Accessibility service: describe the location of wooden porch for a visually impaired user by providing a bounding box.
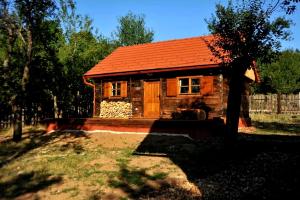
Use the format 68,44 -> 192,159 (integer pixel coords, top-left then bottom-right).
43,118 -> 225,140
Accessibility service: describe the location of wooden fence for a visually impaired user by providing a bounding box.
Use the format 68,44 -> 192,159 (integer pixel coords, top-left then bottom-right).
0,105 -> 92,129
249,93 -> 300,114
0,108 -> 50,129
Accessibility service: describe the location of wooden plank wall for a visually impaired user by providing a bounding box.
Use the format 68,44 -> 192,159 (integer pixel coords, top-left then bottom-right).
94,70 -> 228,119
130,79 -> 144,118
161,75 -> 225,119
94,80 -> 102,116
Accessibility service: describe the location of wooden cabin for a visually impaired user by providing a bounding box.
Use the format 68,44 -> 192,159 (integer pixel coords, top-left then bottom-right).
83,35 -> 255,123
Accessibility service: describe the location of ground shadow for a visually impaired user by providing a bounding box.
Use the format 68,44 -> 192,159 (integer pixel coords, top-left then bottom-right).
0,170 -> 62,199
0,128 -> 89,199
252,120 -> 300,134
134,130 -> 300,199
103,161 -> 201,200
0,129 -> 89,169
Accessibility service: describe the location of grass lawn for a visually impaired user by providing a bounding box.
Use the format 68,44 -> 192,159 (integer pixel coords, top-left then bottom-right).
0,128 -> 200,200
250,113 -> 300,135
0,120 -> 299,200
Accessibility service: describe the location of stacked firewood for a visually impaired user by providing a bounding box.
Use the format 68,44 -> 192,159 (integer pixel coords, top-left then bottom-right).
100,100 -> 132,118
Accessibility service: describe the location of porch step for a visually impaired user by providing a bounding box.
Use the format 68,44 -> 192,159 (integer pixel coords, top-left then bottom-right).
42,118 -> 225,140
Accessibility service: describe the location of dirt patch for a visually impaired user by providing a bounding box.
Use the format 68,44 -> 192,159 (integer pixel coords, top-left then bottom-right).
88,132 -> 147,149
2,128 -> 299,200
89,156 -> 118,171
129,156 -> 186,179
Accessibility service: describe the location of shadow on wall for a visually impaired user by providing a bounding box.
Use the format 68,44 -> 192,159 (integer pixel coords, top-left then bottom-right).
149,118 -> 225,140
171,97 -> 212,120
42,118 -> 90,133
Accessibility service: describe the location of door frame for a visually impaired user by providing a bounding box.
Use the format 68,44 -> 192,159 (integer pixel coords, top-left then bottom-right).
143,80 -> 161,118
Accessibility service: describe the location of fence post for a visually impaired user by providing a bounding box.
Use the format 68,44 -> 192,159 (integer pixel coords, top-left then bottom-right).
277,93 -> 281,114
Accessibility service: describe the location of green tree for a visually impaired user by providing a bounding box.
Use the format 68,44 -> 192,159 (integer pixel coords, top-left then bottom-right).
114,12 -> 154,46
57,0 -> 113,117
0,0 -> 114,141
0,0 -> 59,141
206,0 -> 291,139
256,50 -> 300,94
0,0 -> 19,121
58,31 -> 113,117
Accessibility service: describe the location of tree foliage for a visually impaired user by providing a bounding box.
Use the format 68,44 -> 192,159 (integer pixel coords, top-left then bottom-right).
282,0 -> 299,14
207,0 -> 291,69
0,0 -> 154,140
114,12 -> 154,46
58,30 -> 113,117
0,0 -> 60,140
206,0 -> 291,138
254,50 -> 300,94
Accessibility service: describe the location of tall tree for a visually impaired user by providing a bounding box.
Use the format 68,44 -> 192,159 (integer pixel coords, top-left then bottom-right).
206,0 -> 291,140
0,0 -> 58,141
57,0 -> 113,117
114,12 -> 154,46
0,0 -> 19,128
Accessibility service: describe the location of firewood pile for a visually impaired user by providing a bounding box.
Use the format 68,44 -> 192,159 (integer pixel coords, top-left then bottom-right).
100,100 -> 132,118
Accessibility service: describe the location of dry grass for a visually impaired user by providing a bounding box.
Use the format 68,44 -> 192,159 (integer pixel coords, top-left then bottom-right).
250,113 -> 300,135
0,129 -> 200,200
251,113 -> 300,124
0,124 -> 299,200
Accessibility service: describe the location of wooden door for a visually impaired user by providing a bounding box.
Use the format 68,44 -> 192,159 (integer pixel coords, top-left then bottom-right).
144,81 -> 160,118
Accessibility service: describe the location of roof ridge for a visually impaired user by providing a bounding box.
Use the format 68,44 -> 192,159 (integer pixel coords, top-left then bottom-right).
118,34 -> 214,49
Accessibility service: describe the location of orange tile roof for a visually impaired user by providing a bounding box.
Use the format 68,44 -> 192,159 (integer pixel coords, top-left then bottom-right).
84,35 -> 221,78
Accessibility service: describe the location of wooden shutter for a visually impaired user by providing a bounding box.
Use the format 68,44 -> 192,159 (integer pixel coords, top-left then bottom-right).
201,76 -> 214,96
166,78 -> 177,97
121,81 -> 127,97
103,82 -> 111,98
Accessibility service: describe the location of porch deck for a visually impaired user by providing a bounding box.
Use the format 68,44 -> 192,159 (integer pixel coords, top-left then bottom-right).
43,118 -> 225,140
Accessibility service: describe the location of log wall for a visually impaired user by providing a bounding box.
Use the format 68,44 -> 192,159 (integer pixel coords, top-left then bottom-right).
93,68 -> 228,120
160,75 -> 225,119
130,79 -> 144,118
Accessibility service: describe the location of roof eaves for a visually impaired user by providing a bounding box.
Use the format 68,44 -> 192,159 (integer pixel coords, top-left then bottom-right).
84,64 -> 221,79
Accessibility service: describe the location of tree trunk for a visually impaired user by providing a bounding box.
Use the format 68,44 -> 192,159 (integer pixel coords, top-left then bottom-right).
225,67 -> 246,142
2,19 -> 23,141
12,28 -> 33,141
12,102 -> 22,142
53,95 -> 59,118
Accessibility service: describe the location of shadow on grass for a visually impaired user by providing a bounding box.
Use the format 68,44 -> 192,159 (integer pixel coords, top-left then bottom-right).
252,120 -> 300,134
134,133 -> 300,200
0,129 -> 90,169
0,170 -> 62,199
104,162 -> 201,200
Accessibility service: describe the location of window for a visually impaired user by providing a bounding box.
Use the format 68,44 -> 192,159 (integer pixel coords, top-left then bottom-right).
179,77 -> 200,94
111,82 -> 121,96
179,78 -> 189,94
104,81 -> 127,98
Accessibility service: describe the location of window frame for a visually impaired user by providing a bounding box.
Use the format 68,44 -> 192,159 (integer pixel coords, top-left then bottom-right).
178,76 -> 201,95
111,81 -> 121,97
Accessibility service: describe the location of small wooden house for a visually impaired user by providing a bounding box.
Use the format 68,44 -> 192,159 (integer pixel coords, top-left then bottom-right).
83,35 -> 254,123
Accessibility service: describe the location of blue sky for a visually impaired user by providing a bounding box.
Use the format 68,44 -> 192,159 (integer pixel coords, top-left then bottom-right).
76,0 -> 300,50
